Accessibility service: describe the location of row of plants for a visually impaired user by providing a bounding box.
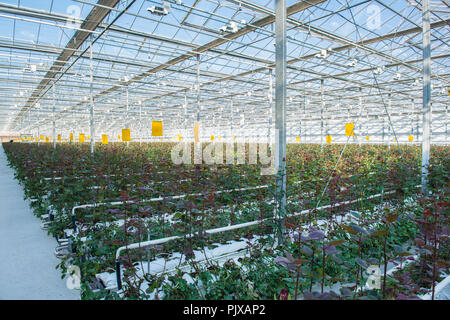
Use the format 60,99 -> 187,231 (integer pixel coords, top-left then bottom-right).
2,142 -> 448,300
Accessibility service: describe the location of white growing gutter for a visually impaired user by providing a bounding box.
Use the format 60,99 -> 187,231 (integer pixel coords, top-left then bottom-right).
113,188 -> 399,290
71,184 -> 269,232
70,172 -> 378,232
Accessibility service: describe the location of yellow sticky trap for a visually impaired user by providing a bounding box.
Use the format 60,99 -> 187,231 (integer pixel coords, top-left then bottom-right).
79,134 -> 85,142
152,121 -> 163,137
194,122 -> 200,142
177,134 -> 182,141
102,134 -> 108,145
326,135 -> 332,144
118,135 -> 121,141
409,135 -> 413,142
366,136 -> 370,141
45,137 -> 49,143
87,135 -> 90,140
211,135 -> 215,141
296,136 -> 300,142
345,123 -> 355,136
70,133 -> 73,142
233,136 -> 236,140
57,134 -> 61,142
40,135 -> 44,141
122,129 -> 131,142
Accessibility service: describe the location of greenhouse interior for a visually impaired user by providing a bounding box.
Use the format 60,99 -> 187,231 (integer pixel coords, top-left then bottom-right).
0,0 -> 448,302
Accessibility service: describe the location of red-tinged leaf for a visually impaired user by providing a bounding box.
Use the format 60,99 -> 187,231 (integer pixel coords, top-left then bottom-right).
308,230 -> 325,240
274,256 -> 291,266
370,230 -> 389,237
325,245 -> 338,255
386,214 -> 399,223
396,252 -> 412,257
285,221 -> 298,230
423,210 -> 432,217
342,225 -> 356,234
292,259 -> 309,265
327,239 -> 346,246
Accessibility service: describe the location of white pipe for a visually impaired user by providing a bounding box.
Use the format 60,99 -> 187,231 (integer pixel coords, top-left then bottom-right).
115,188 -> 400,260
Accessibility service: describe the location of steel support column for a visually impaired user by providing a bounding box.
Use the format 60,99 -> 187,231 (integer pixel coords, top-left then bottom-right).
421,0 -> 432,192
52,85 -> 56,149
89,41 -> 95,154
275,0 -> 287,244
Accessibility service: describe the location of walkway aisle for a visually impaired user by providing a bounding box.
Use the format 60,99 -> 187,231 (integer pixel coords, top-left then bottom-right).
0,145 -> 79,300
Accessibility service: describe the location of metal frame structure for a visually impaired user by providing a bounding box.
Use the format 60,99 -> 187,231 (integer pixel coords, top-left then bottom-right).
0,0 -> 448,147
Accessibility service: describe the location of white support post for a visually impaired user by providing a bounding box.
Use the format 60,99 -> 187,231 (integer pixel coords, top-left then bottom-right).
268,69 -> 273,143
388,95 -> 391,150
421,0 -> 432,192
37,104 -> 40,147
52,85 -> 56,149
275,0 -> 287,244
320,79 -> 324,150
139,101 -> 142,146
358,87 -> 362,147
230,99 -> 233,141
89,41 -> 95,154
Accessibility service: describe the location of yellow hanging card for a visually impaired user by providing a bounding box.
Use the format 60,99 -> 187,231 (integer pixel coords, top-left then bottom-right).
122,129 -> 131,142
79,134 -> 85,142
345,123 -> 355,137
102,134 -> 108,144
193,122 -> 200,142
326,135 -> 332,144
152,121 -> 163,137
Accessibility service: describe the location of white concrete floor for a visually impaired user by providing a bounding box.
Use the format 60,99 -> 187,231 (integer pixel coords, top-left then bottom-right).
0,145 -> 79,300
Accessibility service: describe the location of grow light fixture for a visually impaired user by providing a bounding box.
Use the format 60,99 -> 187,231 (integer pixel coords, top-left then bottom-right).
147,2 -> 171,16
23,64 -> 37,73
315,49 -> 330,59
347,59 -> 358,67
374,66 -> 385,75
219,21 -> 239,34
393,72 -> 402,80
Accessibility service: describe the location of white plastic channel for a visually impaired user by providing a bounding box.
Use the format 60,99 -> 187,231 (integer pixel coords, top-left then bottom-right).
113,188 -> 403,289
